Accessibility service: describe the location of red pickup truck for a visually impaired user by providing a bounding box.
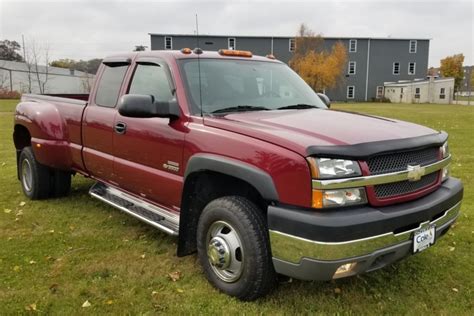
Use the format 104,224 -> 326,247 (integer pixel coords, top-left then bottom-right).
13,49 -> 463,300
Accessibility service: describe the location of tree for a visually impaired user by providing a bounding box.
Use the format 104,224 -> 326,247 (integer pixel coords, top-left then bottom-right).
0,40 -> 24,61
134,45 -> 147,51
50,58 -> 76,69
440,54 -> 464,92
289,24 -> 347,92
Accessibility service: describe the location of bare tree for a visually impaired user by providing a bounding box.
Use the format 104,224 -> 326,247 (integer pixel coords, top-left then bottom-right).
23,38 -> 50,94
0,61 -> 10,90
80,71 -> 93,93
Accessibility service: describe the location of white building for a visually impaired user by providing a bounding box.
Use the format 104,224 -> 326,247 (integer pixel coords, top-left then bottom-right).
383,77 -> 455,104
0,59 -> 94,94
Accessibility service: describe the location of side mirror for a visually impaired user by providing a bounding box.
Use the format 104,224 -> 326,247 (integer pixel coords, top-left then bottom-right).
317,93 -> 331,108
118,94 -> 180,119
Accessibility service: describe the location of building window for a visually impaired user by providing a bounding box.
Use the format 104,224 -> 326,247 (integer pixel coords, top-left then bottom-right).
347,86 -> 355,99
228,38 -> 236,50
408,62 -> 416,75
393,62 -> 400,75
348,61 -> 356,75
289,38 -> 296,52
164,36 -> 172,50
409,40 -> 417,53
376,86 -> 384,98
349,39 -> 357,53
415,87 -> 420,99
440,87 -> 446,99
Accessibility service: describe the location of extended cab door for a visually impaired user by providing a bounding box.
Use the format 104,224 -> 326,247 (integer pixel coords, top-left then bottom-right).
82,58 -> 130,183
112,58 -> 185,209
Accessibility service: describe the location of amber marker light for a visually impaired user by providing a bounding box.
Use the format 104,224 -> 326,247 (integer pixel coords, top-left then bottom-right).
218,49 -> 253,57
181,48 -> 192,54
312,190 -> 323,209
36,143 -> 41,148
306,157 -> 319,178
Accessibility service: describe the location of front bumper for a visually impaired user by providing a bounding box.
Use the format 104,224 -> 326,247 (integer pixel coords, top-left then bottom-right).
268,177 -> 463,281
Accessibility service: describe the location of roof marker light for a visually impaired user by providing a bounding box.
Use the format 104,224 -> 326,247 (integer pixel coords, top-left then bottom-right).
218,49 -> 253,58
181,48 -> 192,54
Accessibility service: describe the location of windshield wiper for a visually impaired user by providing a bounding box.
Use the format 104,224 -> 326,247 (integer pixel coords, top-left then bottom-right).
277,104 -> 319,110
211,105 -> 270,114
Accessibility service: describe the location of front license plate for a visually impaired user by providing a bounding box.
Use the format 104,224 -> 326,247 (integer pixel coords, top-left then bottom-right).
413,224 -> 436,253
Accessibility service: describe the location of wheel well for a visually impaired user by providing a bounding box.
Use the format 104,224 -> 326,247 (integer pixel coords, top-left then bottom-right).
13,125 -> 31,179
177,171 -> 268,257
14,125 -> 31,150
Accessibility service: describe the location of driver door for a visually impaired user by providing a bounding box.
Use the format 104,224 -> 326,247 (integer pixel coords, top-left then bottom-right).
113,58 -> 185,209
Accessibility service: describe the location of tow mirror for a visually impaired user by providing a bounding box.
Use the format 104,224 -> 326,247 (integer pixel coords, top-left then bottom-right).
317,93 -> 331,108
118,94 -> 180,119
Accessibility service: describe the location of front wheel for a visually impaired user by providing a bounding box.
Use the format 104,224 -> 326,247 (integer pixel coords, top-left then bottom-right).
197,196 -> 276,301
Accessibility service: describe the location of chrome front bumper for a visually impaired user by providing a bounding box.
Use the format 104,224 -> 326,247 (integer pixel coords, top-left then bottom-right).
270,201 -> 461,263
267,177 -> 463,281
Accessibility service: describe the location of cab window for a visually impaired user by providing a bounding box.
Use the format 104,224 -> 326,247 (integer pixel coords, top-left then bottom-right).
128,64 -> 174,102
95,64 -> 128,107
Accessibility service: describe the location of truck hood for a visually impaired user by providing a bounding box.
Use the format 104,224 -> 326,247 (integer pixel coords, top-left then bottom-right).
204,109 -> 439,157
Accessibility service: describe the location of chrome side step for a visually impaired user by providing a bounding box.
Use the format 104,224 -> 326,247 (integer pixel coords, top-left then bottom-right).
89,182 -> 179,236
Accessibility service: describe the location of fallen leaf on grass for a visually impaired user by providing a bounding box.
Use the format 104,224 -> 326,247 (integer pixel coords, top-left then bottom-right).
4,209 -> 12,214
29,260 -> 36,265
334,287 -> 342,294
48,229 -> 55,234
13,265 -> 21,272
176,288 -> 184,293
25,303 -> 37,311
151,291 -> 159,297
49,283 -> 59,293
19,201 -> 26,207
140,254 -> 146,259
82,300 -> 91,308
448,246 -> 455,252
105,300 -> 113,305
16,210 -> 23,216
168,271 -> 181,282
452,288 -> 459,292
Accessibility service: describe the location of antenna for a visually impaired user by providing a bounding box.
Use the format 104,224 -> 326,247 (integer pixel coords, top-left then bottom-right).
195,14 -> 203,117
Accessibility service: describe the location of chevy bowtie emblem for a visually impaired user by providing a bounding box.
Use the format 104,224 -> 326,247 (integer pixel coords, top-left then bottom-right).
407,164 -> 425,182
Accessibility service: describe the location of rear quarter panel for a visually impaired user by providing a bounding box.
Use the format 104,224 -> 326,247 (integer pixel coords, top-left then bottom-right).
14,99 -> 86,171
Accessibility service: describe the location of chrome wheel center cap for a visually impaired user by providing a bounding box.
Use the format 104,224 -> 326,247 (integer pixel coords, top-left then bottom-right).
207,236 -> 230,269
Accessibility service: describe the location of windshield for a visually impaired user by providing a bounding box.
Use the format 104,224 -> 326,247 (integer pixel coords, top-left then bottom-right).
178,59 -> 327,114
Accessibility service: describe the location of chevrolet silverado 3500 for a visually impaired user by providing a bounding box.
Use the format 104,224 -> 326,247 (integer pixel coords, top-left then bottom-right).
13,49 -> 463,300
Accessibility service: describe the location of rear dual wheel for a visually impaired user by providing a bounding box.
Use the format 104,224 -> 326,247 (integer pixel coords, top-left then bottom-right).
19,146 -> 71,199
197,196 -> 276,301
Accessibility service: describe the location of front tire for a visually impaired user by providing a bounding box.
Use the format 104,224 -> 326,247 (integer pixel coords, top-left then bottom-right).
197,196 -> 276,301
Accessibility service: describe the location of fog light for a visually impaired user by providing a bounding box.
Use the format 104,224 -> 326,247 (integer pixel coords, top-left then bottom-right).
334,262 -> 357,276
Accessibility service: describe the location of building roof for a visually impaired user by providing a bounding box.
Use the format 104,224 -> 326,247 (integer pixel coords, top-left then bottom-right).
0,59 -> 91,77
149,33 -> 432,41
384,77 -> 454,87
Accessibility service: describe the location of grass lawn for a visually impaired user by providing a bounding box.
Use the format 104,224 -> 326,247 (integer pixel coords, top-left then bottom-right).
0,99 -> 473,314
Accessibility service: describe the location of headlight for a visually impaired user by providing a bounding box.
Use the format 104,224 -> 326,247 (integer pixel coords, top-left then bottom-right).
441,141 -> 449,158
307,158 -> 362,179
441,141 -> 450,181
312,188 -> 368,208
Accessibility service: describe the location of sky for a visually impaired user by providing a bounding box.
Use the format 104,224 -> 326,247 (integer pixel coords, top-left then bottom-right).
0,0 -> 473,67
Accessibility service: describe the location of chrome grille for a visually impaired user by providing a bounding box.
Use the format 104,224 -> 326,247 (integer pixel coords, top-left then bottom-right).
374,172 -> 439,199
367,147 -> 440,175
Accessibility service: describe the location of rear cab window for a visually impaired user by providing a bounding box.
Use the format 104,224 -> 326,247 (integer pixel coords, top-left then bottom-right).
95,64 -> 129,107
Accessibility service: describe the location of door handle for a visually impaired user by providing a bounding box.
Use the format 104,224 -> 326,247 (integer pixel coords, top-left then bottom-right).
114,122 -> 127,134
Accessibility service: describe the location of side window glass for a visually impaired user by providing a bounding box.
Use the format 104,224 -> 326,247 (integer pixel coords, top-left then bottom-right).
95,65 -> 128,107
128,64 -> 174,102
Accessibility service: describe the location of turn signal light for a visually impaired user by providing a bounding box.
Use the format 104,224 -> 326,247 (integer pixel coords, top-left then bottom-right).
218,49 -> 253,57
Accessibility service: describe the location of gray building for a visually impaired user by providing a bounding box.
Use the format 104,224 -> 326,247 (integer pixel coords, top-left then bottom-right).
149,33 -> 430,102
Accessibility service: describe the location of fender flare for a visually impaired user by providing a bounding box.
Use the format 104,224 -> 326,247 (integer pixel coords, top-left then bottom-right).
184,153 -> 279,201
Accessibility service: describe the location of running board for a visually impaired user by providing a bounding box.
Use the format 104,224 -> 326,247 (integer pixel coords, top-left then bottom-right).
89,182 -> 179,236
